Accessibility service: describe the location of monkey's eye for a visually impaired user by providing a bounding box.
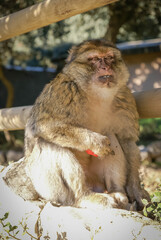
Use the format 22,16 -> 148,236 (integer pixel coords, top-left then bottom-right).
105,56 -> 113,60
88,56 -> 100,62
93,57 -> 100,62
104,56 -> 114,64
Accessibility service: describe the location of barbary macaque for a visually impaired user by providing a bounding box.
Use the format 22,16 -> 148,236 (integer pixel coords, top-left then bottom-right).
4,39 -> 149,210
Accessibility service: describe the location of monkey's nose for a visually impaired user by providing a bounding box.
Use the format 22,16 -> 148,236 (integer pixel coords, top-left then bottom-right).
101,61 -> 111,70
99,67 -> 113,76
102,65 -> 110,70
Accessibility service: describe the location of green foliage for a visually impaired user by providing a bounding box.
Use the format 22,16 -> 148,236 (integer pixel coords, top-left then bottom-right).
0,131 -> 24,151
0,212 -> 20,240
0,0 -> 160,67
142,186 -> 161,222
0,212 -> 40,239
115,0 -> 161,42
139,118 -> 161,145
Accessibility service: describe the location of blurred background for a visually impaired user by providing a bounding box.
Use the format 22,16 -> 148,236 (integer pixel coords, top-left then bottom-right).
0,0 -> 161,197
0,0 -> 161,107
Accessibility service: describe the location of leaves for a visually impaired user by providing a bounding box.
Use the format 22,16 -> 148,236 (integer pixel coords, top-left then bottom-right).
142,186 -> 161,222
142,199 -> 148,205
0,0 -> 160,67
151,191 -> 161,203
0,212 -> 39,239
0,212 -> 9,221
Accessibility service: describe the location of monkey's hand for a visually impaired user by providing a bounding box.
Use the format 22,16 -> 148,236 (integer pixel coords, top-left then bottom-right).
32,120 -> 115,157
87,133 -> 115,158
126,183 -> 150,211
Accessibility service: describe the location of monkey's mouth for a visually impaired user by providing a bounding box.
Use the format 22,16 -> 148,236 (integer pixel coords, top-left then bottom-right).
98,75 -> 115,87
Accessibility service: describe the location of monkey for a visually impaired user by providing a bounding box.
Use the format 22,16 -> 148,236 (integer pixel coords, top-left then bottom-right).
3,39 -> 149,210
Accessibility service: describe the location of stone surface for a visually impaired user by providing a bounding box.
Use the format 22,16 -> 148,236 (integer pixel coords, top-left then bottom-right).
0,166 -> 40,239
0,164 -> 161,240
40,203 -> 161,240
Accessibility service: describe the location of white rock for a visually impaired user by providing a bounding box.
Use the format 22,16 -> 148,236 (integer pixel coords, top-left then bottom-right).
40,203 -> 161,240
0,165 -> 161,240
0,166 -> 40,240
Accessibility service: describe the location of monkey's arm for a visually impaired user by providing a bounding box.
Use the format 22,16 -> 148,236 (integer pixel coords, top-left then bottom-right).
118,139 -> 150,210
114,88 -> 150,209
28,119 -> 113,157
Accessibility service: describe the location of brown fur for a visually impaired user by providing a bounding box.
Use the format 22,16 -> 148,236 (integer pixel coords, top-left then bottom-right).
3,39 -> 149,210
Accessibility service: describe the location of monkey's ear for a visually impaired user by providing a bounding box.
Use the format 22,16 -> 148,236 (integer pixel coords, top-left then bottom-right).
66,46 -> 78,63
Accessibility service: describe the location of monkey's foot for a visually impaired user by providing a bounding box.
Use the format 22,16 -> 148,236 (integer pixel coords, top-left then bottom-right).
108,192 -> 129,210
77,192 -> 129,210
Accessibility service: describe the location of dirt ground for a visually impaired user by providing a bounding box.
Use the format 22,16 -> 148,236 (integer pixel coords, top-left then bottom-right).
140,163 -> 161,195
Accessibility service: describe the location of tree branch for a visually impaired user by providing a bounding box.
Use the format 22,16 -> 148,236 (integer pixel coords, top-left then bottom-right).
0,0 -> 117,42
0,89 -> 161,131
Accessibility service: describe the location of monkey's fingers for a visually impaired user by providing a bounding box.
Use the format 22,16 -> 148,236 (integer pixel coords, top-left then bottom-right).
110,150 -> 115,155
101,138 -> 115,156
102,147 -> 115,156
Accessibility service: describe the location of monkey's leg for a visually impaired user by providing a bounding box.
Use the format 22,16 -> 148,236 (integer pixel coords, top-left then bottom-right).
25,139 -> 120,209
103,134 -> 129,209
119,139 -> 150,210
32,120 -> 113,157
76,192 -> 120,210
3,158 -> 39,201
25,140 -> 75,205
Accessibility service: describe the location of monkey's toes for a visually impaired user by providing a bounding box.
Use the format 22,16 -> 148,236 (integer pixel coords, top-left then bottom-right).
109,192 -> 129,209
99,146 -> 115,157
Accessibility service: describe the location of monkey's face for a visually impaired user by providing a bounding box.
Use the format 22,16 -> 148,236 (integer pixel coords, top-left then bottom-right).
87,47 -> 129,90
65,40 -> 129,90
87,49 -> 117,88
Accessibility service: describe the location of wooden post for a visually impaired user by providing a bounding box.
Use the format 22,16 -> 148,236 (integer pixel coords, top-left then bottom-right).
133,88 -> 161,119
0,106 -> 32,131
0,89 -> 161,131
0,0 -> 117,42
